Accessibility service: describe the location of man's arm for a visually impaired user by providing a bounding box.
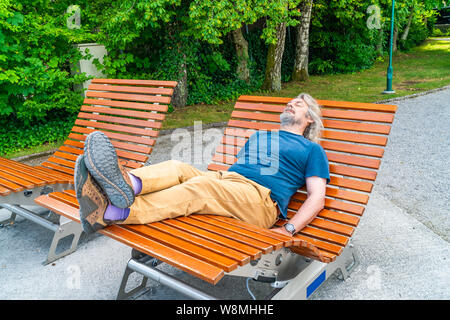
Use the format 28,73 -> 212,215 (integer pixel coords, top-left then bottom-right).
272,176 -> 326,236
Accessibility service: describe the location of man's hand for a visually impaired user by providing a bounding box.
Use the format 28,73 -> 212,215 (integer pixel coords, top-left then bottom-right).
279,176 -> 326,234
271,226 -> 293,237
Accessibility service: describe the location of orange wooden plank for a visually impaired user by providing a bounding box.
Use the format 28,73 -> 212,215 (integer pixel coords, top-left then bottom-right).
77,112 -> 162,129
74,119 -> 159,137
86,91 -> 171,105
81,105 -> 165,120
83,98 -> 168,113
101,225 -> 224,285
88,84 -> 173,96
163,219 -> 262,260
153,221 -> 251,266
126,224 -> 238,272
91,78 -> 178,88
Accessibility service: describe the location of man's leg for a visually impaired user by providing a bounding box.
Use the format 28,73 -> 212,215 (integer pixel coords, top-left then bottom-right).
123,171 -> 278,229
129,160 -> 219,195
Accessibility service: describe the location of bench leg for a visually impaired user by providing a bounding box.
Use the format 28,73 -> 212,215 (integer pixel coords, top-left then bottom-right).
43,215 -> 83,265
336,243 -> 360,281
0,211 -> 17,227
271,244 -> 360,300
116,250 -> 155,300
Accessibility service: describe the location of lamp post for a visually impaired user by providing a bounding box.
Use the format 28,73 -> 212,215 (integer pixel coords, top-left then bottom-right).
383,0 -> 395,94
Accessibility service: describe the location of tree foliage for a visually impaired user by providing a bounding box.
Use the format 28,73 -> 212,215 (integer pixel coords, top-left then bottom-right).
0,0 -> 90,124
0,0 -> 444,154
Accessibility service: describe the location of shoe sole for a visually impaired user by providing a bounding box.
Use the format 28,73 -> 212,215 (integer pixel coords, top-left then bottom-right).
75,155 -> 105,234
84,131 -> 134,208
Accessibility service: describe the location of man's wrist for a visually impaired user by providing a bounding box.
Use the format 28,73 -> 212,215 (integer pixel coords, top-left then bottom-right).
283,223 -> 296,235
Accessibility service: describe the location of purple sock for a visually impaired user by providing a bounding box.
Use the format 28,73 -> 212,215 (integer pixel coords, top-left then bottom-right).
128,172 -> 142,195
104,204 -> 130,221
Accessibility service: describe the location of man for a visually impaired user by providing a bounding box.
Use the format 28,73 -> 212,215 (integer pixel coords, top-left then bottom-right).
75,93 -> 329,237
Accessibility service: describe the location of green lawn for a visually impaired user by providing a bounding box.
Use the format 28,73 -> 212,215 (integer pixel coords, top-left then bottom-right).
7,39 -> 450,159
163,39 -> 450,129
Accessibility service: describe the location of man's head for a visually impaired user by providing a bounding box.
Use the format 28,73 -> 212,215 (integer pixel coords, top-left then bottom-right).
280,93 -> 323,143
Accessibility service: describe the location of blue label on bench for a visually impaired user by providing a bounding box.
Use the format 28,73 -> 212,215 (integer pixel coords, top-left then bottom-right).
306,270 -> 326,298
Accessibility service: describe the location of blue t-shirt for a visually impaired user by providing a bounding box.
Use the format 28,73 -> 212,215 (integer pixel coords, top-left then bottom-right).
228,130 -> 330,219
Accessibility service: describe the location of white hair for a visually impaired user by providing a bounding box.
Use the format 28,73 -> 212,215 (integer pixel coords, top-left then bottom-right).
296,93 -> 323,143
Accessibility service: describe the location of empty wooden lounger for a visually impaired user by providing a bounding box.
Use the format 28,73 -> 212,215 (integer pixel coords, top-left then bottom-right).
35,95 -> 397,299
1,78 -> 177,264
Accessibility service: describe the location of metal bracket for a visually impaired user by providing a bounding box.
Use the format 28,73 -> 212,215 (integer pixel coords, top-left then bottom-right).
43,215 -> 83,265
116,252 -> 159,300
117,250 -> 217,300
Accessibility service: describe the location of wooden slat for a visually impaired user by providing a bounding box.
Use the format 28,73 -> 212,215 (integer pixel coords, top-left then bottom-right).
86,91 -> 171,105
83,98 -> 168,113
293,233 -> 343,255
0,165 -> 47,186
231,108 -> 397,125
40,161 -> 74,175
0,161 -> 63,185
74,119 -> 159,137
101,225 -> 224,285
69,129 -> 156,146
178,216 -> 273,254
330,164 -> 377,181
292,192 -> 365,215
48,191 -> 78,207
125,224 -> 238,272
322,130 -> 388,146
326,152 -> 381,169
91,78 -> 178,88
234,102 -> 285,113
81,105 -> 165,120
0,177 -> 24,191
152,221 -> 251,266
77,112 -> 162,129
329,176 -> 372,193
88,84 -> 173,96
320,140 -> 384,157
163,219 -> 262,259
309,217 -> 354,237
207,215 -> 298,246
36,166 -> 74,182
322,119 -> 391,134
192,215 -> 285,250
45,156 -> 75,169
0,184 -> 11,196
34,193 -> 80,222
237,95 -> 397,113
321,109 -> 394,123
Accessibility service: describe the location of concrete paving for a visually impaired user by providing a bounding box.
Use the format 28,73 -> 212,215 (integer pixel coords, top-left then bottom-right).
0,88 -> 449,300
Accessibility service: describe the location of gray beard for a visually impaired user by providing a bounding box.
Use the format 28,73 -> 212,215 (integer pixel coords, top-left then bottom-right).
280,112 -> 298,127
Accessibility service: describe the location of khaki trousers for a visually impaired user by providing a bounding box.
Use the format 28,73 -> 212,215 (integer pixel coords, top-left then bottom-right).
122,160 -> 278,229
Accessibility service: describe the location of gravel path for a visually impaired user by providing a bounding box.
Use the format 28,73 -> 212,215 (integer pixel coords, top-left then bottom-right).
375,87 -> 450,241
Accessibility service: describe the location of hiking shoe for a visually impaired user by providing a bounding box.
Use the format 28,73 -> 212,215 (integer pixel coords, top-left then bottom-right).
83,131 -> 135,209
75,155 -> 110,234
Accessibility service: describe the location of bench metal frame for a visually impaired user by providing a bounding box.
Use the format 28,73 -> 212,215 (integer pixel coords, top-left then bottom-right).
117,242 -> 359,300
0,182 -> 83,265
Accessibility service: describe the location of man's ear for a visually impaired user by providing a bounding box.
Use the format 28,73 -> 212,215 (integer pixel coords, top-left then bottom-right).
306,112 -> 314,124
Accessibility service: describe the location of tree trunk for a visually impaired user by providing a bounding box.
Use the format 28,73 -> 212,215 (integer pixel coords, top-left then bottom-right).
401,8 -> 414,42
172,52 -> 188,108
375,25 -> 384,56
292,0 -> 313,82
393,25 -> 398,52
231,28 -> 250,83
261,22 -> 287,92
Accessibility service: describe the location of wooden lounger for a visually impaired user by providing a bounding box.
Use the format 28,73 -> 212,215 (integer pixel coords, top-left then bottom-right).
1,78 -> 177,264
35,95 -> 397,299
